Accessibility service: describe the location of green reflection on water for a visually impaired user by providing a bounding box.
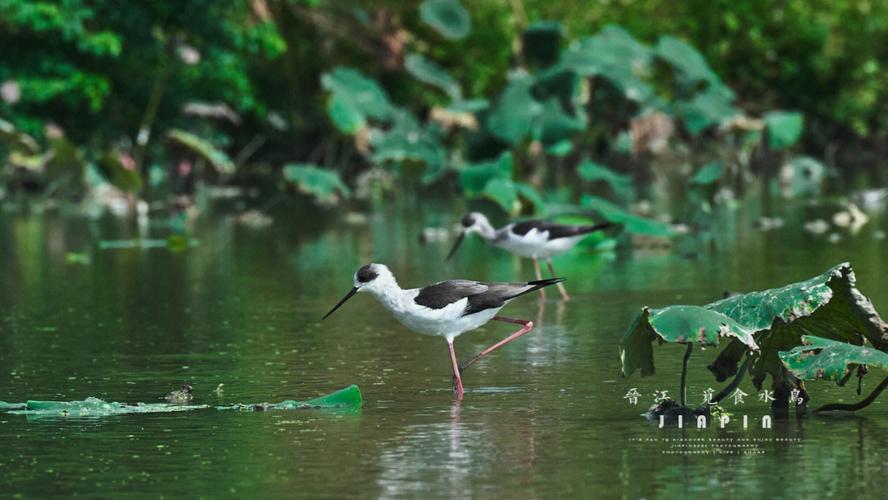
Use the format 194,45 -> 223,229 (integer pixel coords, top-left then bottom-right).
0,199 -> 887,497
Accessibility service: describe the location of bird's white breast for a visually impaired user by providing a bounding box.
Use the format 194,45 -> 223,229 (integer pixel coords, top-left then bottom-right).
495,228 -> 584,259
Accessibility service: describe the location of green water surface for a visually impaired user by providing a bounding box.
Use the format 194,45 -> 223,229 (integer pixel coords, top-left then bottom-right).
1,199 -> 887,498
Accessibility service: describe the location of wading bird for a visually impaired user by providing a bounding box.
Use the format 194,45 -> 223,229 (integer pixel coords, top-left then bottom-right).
323,263 -> 563,399
447,212 -> 615,301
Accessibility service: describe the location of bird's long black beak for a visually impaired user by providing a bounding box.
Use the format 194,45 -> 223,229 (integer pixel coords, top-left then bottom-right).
445,231 -> 466,261
323,287 -> 358,320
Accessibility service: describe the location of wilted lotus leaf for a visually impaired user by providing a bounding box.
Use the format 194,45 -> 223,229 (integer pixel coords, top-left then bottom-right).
622,263 -> 888,397
780,336 -> 888,383
282,163 -> 350,205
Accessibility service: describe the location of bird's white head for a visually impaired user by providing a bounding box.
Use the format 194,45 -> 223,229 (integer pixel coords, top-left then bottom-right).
323,263 -> 399,319
352,263 -> 397,294
460,212 -> 491,235
446,212 -> 495,261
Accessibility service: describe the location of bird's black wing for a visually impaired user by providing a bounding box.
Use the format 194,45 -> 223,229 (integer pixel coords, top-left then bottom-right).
510,220 -> 616,240
414,280 -> 489,309
462,278 -> 564,316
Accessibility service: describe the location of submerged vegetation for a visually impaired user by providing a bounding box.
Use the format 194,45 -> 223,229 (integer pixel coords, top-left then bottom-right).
0,385 -> 363,419
621,263 -> 888,415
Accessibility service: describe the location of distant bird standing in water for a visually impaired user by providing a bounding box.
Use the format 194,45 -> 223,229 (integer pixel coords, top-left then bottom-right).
447,212 -> 615,301
323,263 -> 563,399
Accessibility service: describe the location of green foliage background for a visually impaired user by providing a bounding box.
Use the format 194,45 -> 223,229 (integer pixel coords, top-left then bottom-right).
0,0 -> 885,207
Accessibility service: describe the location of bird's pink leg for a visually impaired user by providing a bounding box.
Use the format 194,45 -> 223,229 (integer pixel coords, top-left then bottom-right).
533,259 -> 546,301
546,258 -> 570,301
459,316 -> 534,373
448,340 -> 464,400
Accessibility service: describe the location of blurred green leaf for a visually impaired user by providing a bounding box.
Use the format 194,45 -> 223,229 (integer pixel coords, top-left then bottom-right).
655,35 -> 720,86
283,163 -> 350,205
534,98 -> 586,145
458,151 -> 512,196
372,111 -> 447,184
167,130 -> 235,174
326,93 -> 366,134
577,159 -> 633,198
764,110 -> 804,150
321,67 -> 393,119
405,53 -> 461,100
485,74 -> 542,144
522,21 -> 563,68
690,161 -> 723,185
420,0 -> 471,40
674,87 -> 738,135
580,194 -> 672,236
483,177 -> 519,212
98,151 -> 142,193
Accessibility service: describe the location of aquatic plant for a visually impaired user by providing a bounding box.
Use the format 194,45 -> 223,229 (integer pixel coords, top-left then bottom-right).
620,263 -> 888,413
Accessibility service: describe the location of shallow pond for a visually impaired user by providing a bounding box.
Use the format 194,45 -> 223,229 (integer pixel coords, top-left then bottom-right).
1,198 -> 887,498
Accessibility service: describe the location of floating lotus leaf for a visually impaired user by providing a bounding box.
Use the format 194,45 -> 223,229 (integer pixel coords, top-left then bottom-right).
764,110 -> 804,150
405,53 -> 461,100
2,386 -> 363,419
283,163 -> 350,205
621,306 -> 758,377
580,194 -> 672,236
220,385 -> 363,411
780,336 -> 888,383
420,0 -> 471,40
167,129 -> 235,174
485,74 -> 543,144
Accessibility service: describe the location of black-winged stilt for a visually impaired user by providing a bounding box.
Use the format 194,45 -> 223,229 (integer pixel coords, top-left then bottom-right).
322,263 -> 563,399
446,212 -> 614,301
